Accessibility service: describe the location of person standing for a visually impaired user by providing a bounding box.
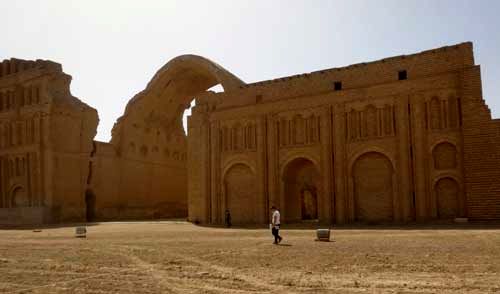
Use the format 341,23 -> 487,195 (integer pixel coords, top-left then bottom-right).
225,209 -> 232,228
270,206 -> 282,244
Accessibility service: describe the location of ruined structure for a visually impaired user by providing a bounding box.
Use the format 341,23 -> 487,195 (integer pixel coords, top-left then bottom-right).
182,42 -> 500,224
86,56 -> 244,220
1,42 -> 500,225
0,59 -> 97,224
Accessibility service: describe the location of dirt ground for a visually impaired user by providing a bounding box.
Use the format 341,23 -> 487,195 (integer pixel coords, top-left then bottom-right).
0,222 -> 499,293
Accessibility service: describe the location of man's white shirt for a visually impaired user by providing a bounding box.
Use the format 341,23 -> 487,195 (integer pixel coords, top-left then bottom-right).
272,210 -> 281,226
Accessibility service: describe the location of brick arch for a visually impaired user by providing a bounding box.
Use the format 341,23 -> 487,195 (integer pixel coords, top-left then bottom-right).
351,152 -> 394,222
222,157 -> 256,179
348,147 -> 396,171
10,185 -> 29,208
280,152 -> 321,178
111,55 -> 245,147
429,137 -> 459,152
222,163 -> 258,224
106,55 -> 246,223
432,142 -> 457,170
281,157 -> 321,222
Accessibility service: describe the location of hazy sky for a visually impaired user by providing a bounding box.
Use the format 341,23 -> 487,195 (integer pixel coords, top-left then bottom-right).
1,0 -> 499,141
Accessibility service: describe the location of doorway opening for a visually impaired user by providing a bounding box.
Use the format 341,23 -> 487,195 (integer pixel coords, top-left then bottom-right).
283,158 -> 320,222
85,189 -> 96,222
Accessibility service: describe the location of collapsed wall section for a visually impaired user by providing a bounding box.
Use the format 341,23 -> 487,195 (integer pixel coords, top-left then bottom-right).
0,58 -> 98,225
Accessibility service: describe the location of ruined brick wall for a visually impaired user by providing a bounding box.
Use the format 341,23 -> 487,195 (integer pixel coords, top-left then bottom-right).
0,58 -> 98,225
88,55 -> 245,221
88,133 -> 188,221
188,42 -> 499,224
5,42 -> 496,225
460,66 -> 500,219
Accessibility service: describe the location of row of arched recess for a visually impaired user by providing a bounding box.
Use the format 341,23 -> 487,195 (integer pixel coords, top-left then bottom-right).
222,149 -> 460,224
352,151 -> 460,222
0,186 -> 29,208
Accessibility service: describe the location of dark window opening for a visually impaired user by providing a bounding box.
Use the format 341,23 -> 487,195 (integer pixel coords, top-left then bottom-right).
85,190 -> 96,222
334,81 -> 342,91
398,70 -> 407,80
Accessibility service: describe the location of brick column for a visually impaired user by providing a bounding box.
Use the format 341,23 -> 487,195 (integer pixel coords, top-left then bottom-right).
410,96 -> 429,221
332,104 -> 347,224
395,96 -> 413,222
209,120 -> 220,224
256,115 -> 268,224
266,115 -> 279,211
187,104 -> 211,223
319,106 -> 334,224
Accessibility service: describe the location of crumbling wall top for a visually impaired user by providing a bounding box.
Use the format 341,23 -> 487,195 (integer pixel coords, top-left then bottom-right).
0,58 -> 62,79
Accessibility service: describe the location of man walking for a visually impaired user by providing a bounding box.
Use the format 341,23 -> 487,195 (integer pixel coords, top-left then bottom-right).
271,206 -> 282,244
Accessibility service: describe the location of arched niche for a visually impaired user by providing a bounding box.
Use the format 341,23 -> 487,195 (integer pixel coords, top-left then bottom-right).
435,177 -> 459,219
432,142 -> 457,170
352,152 -> 394,222
223,163 -> 258,224
11,186 -> 29,208
282,158 -> 321,222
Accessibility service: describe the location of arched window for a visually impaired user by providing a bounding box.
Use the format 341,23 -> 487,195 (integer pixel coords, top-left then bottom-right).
433,142 -> 457,170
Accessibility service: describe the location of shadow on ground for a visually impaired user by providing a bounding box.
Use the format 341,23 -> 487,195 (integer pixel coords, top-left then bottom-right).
197,220 -> 500,230
3,218 -> 500,231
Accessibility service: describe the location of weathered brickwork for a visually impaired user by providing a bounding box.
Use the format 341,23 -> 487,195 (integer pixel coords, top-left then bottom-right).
84,56 -> 244,221
1,42 -> 498,225
0,58 -> 98,225
185,42 -> 499,224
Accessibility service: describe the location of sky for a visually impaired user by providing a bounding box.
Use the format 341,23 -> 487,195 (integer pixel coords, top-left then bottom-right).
1,0 -> 499,141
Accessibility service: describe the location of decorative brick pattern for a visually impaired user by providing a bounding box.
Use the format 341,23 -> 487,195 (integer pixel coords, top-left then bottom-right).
3,42 -> 499,225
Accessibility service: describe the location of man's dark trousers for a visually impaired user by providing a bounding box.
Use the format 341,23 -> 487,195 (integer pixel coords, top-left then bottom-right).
272,225 -> 281,243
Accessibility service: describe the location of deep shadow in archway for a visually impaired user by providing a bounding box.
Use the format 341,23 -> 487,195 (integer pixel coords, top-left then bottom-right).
283,158 -> 321,223
85,189 -> 96,222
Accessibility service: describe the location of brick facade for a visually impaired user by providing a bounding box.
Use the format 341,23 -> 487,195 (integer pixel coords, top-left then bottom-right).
186,42 -> 500,224
1,42 -> 498,225
0,58 -> 97,225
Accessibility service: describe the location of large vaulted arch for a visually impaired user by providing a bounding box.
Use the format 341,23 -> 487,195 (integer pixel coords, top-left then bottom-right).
95,55 -> 245,221
111,55 -> 245,145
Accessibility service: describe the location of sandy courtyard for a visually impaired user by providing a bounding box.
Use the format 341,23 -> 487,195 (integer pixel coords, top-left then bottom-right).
0,222 -> 499,293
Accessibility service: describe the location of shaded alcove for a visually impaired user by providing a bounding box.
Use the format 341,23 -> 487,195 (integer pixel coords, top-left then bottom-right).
283,158 -> 320,222
85,189 -> 96,222
433,142 -> 457,170
224,163 -> 258,224
352,152 -> 394,222
11,186 -> 29,207
435,177 -> 459,219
